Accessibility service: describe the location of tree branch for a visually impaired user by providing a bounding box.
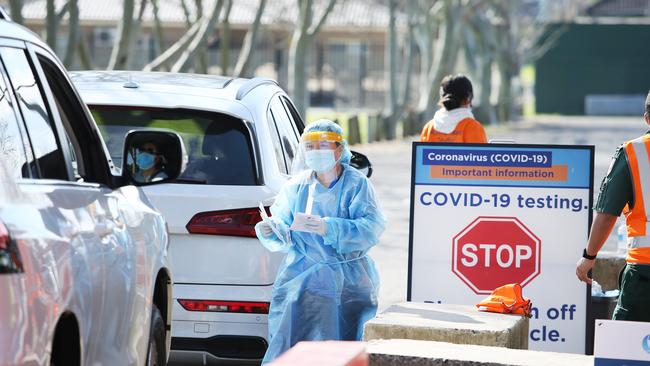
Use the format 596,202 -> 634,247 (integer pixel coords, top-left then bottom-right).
63,0 -> 79,68
308,0 -> 336,37
170,0 -> 224,73
142,20 -> 202,71
234,0 -> 267,77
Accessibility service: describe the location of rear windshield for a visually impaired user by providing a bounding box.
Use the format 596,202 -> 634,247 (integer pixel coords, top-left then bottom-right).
90,106 -> 257,185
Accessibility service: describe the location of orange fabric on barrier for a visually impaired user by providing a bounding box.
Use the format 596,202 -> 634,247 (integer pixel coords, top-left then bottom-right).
475,283 -> 532,318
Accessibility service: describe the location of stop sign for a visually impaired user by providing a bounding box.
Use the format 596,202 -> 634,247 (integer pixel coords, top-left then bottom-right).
452,216 -> 541,294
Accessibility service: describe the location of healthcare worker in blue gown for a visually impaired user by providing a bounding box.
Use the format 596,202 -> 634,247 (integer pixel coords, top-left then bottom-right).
255,119 -> 386,364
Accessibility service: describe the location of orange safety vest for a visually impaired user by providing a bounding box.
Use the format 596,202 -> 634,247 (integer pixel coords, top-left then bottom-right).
623,134 -> 650,264
420,118 -> 487,143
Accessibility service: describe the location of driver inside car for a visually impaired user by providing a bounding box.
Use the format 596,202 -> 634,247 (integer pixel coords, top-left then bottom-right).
130,141 -> 168,183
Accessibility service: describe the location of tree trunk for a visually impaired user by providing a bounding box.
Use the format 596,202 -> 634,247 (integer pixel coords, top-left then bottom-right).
171,0 -> 224,73
78,34 -> 94,70
495,18 -> 516,123
194,0 -> 207,73
415,29 -> 433,114
219,0 -> 233,75
469,14 -> 497,125
127,0 -> 149,70
46,0 -> 57,51
63,0 -> 79,68
425,0 -> 461,114
234,0 -> 267,77
151,0 -> 165,57
400,18 -> 416,129
8,0 -> 23,25
385,0 -> 399,140
289,0 -> 336,119
108,0 -> 135,70
180,0 -> 192,28
395,0 -> 417,134
288,28 -> 309,118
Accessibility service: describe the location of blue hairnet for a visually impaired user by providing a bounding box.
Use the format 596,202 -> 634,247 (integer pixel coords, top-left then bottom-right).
254,157 -> 386,364
291,119 -> 352,175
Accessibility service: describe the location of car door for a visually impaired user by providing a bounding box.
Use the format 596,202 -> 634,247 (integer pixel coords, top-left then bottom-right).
0,41 -> 115,364
27,43 -> 148,364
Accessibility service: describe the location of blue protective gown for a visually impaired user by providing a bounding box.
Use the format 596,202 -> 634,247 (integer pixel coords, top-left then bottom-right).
255,164 -> 386,364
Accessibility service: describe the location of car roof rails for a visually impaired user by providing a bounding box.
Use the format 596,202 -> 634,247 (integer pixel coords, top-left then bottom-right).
235,77 -> 279,101
0,6 -> 10,21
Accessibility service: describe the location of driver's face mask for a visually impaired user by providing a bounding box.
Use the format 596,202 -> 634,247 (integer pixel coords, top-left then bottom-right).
136,150 -> 156,170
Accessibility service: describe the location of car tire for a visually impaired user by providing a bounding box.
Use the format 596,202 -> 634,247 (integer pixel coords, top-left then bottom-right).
146,304 -> 166,366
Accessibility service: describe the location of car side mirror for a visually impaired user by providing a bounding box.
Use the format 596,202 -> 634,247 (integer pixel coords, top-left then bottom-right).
349,150 -> 373,178
122,129 -> 188,185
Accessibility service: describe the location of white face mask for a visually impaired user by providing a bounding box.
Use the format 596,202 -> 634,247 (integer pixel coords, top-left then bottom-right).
305,149 -> 337,173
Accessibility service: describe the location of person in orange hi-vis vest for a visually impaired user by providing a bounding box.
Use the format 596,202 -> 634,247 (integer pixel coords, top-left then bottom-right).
576,91 -> 650,322
420,74 -> 487,143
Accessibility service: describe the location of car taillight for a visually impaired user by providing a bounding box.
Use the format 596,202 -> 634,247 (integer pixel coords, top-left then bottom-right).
178,299 -> 270,314
186,207 -> 268,237
0,220 -> 23,274
0,221 -> 8,250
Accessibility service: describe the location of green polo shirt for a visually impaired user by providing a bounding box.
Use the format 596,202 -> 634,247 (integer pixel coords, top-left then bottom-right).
594,133 -> 650,215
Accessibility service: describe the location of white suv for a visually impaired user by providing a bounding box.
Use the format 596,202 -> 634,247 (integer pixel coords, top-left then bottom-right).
0,20 -> 184,366
72,71 -> 372,365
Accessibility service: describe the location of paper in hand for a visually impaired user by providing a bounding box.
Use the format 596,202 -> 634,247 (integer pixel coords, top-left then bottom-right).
290,212 -> 323,233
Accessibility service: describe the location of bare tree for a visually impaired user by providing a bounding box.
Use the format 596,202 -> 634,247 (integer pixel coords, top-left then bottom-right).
7,0 -> 23,25
420,0 -> 464,116
220,0 -> 233,75
63,0 -> 79,68
171,0 -> 224,73
194,0 -> 208,73
46,0 -> 57,50
233,0 -> 267,77
127,0 -> 149,69
465,6 -> 498,125
385,0 -> 399,139
78,34 -> 94,70
385,0 -> 416,139
108,0 -> 135,70
151,0 -> 165,57
489,0 -> 568,122
412,0 -> 459,117
289,0 -> 337,118
143,21 -> 202,71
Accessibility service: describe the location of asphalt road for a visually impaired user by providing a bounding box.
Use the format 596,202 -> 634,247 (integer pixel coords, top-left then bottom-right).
353,115 -> 648,310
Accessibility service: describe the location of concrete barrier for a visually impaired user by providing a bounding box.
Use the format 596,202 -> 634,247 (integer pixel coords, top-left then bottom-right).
269,341 -> 368,366
593,251 -> 626,291
363,302 -> 528,349
366,339 -> 592,366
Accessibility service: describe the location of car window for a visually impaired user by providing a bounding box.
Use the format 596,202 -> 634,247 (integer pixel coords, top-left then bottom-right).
36,55 -> 88,181
0,47 -> 67,180
266,108 -> 288,174
90,106 -> 258,185
269,97 -> 299,169
0,61 -> 30,179
280,96 -> 304,134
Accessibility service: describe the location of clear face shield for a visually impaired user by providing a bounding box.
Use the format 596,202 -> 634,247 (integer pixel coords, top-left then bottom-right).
292,131 -> 343,180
